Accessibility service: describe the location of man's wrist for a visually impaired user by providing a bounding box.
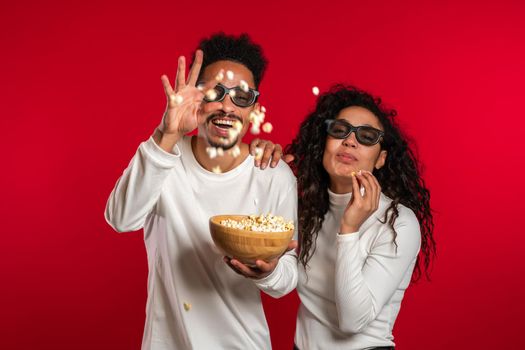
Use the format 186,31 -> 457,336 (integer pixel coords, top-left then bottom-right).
153,128 -> 182,153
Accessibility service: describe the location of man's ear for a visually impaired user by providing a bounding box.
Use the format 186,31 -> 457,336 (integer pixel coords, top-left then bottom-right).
375,150 -> 387,169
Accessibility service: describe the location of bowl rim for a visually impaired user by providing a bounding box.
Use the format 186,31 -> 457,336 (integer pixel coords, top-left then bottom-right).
209,214 -> 294,238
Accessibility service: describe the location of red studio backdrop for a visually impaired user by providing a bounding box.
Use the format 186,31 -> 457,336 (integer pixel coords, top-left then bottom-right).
2,0 -> 524,349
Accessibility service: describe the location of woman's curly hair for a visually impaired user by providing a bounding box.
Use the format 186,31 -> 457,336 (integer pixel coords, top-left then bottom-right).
285,84 -> 435,282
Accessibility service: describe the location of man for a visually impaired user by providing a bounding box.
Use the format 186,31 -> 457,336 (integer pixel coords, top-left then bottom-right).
105,33 -> 298,349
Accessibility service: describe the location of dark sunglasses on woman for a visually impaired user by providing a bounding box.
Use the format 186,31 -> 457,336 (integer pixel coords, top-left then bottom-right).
200,82 -> 260,107
325,119 -> 384,146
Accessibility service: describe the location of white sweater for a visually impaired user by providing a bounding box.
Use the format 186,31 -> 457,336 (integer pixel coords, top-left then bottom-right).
105,136 -> 298,350
295,189 -> 421,350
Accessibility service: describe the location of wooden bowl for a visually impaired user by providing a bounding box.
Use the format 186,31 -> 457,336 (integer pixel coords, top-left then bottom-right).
209,215 -> 294,265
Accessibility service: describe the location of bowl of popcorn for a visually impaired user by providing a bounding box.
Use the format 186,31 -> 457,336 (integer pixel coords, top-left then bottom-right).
209,214 -> 295,265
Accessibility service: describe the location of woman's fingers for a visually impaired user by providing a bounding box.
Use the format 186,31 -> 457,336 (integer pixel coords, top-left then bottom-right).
249,138 -> 262,156
357,171 -> 374,209
366,171 -> 382,209
351,172 -> 361,202
282,154 -> 295,164
270,144 -> 283,168
249,138 -> 265,167
260,142 -> 276,169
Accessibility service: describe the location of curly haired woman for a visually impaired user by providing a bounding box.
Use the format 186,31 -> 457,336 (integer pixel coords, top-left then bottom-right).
285,85 -> 436,350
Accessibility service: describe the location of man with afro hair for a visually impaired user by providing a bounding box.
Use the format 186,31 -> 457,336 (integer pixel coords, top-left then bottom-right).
105,32 -> 298,349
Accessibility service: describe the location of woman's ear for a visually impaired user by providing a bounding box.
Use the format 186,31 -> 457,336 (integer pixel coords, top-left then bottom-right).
375,150 -> 387,169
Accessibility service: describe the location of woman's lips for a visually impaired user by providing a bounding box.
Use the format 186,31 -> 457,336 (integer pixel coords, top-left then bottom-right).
336,153 -> 357,164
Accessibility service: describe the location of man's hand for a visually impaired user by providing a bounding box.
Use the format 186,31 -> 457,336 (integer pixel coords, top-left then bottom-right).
224,240 -> 297,279
154,50 -> 219,152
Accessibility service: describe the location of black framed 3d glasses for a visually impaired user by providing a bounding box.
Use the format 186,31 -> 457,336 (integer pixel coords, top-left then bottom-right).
200,83 -> 260,107
325,119 -> 384,146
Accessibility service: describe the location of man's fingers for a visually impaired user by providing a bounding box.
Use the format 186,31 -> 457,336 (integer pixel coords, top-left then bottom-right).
161,75 -> 174,97
286,240 -> 298,252
229,258 -> 258,278
254,259 -> 274,273
175,56 -> 186,91
223,257 -> 244,276
187,50 -> 203,86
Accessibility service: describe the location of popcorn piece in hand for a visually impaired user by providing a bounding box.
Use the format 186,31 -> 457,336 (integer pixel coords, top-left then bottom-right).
240,80 -> 249,92
226,70 -> 234,80
230,145 -> 241,158
262,122 -> 273,133
312,86 -> 320,96
212,166 -> 222,174
174,95 -> 183,105
254,147 -> 264,160
206,89 -> 218,101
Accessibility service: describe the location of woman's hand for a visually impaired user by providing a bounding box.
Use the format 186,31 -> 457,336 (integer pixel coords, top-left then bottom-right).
340,171 -> 382,234
249,138 -> 283,169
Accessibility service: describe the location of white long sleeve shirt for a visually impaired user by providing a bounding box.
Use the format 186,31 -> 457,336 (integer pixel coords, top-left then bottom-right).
295,189 -> 421,350
105,136 -> 298,350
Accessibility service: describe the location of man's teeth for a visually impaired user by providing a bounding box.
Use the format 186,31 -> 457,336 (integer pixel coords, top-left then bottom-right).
212,119 -> 235,127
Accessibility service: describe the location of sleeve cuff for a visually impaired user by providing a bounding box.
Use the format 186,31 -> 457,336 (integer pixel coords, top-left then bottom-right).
252,258 -> 284,286
140,137 -> 181,168
337,231 -> 360,242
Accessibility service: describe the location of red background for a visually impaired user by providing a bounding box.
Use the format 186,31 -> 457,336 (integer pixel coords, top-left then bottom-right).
2,0 -> 524,349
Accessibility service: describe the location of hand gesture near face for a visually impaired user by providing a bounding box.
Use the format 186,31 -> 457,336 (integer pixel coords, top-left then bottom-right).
155,50 -> 220,151
340,171 -> 382,234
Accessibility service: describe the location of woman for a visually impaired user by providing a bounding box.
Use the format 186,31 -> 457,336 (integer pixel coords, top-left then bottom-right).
285,85 -> 435,349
